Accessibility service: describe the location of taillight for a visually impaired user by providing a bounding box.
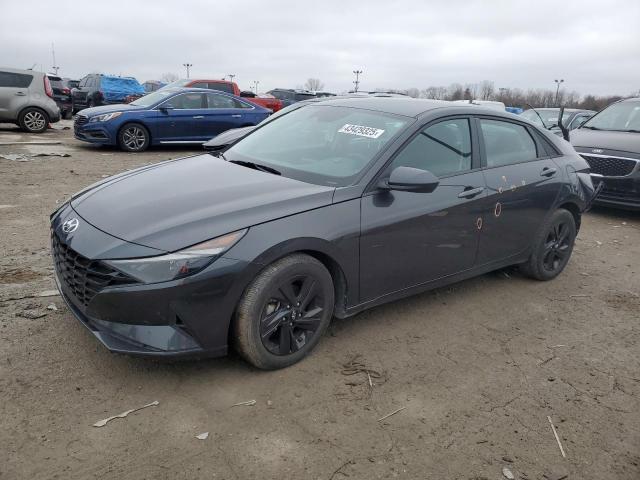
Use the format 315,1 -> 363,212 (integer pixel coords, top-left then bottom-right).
44,76 -> 53,98
62,88 -> 70,95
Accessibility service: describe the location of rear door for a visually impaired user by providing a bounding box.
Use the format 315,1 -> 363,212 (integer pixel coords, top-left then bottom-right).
359,117 -> 486,301
475,117 -> 562,265
201,92 -> 254,139
156,92 -> 207,142
73,76 -> 89,106
0,70 -> 33,120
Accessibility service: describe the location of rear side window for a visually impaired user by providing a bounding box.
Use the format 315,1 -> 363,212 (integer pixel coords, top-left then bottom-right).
480,119 -> 538,167
206,93 -> 250,109
389,118 -> 472,178
208,83 -> 235,94
0,71 -> 34,88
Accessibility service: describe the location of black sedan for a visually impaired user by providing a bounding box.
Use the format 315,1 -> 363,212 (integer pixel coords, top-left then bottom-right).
51,97 -> 597,369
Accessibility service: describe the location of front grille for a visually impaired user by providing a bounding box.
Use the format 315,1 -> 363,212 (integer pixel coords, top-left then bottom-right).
74,114 -> 88,128
51,232 -> 136,306
581,155 -> 637,177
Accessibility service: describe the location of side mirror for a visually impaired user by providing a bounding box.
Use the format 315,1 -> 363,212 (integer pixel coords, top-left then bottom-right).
159,105 -> 173,113
240,90 -> 256,98
383,166 -> 440,193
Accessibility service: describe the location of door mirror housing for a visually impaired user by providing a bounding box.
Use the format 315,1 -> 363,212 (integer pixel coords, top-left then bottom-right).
159,105 -> 174,113
239,90 -> 256,98
384,166 -> 440,193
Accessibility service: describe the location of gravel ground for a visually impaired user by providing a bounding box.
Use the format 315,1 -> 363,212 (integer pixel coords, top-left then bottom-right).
1,122 -> 639,480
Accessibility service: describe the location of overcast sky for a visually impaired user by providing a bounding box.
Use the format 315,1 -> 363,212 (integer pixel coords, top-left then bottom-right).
1,0 -> 638,96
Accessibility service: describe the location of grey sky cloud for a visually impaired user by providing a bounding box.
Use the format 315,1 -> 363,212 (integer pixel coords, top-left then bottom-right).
1,0 -> 638,96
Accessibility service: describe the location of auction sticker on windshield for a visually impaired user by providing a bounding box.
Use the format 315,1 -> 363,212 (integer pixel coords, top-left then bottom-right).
338,124 -> 385,139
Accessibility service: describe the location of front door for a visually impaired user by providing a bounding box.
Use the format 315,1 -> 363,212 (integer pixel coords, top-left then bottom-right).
156,92 -> 206,142
201,92 -> 250,140
475,117 -> 562,264
360,117 -> 485,302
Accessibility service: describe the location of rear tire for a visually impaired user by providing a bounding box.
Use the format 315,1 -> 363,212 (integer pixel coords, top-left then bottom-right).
234,254 -> 335,370
118,123 -> 150,152
18,108 -> 49,133
520,209 -> 576,281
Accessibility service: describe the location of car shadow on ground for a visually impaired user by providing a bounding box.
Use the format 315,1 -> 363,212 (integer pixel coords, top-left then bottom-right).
587,205 -> 640,221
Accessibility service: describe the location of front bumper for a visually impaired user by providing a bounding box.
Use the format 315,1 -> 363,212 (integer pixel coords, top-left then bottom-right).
74,123 -> 115,145
592,174 -> 640,210
51,205 -> 252,357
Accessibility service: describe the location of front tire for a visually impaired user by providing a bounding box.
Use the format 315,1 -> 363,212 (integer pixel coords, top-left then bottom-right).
118,123 -> 150,152
521,209 -> 576,281
19,108 -> 49,133
234,254 -> 335,370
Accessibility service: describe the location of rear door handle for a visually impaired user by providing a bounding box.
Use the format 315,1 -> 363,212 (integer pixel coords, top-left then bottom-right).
192,115 -> 204,119
541,167 -> 557,177
231,114 -> 242,118
458,186 -> 484,198
15,92 -> 26,96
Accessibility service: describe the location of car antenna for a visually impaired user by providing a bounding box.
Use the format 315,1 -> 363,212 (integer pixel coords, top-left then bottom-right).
557,105 -> 570,142
525,103 -> 550,130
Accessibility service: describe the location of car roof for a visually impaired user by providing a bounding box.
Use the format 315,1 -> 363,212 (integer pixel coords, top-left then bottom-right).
621,97 -> 640,103
0,66 -> 44,76
308,96 -> 469,118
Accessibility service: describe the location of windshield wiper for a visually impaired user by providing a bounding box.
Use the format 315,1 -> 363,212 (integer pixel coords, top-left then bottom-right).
621,129 -> 640,133
581,125 -> 600,130
229,159 -> 281,176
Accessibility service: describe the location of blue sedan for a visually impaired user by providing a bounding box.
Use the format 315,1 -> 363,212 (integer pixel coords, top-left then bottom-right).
73,88 -> 271,152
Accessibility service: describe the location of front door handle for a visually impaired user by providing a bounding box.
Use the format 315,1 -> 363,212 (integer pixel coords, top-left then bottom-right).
541,167 -> 557,177
192,115 -> 204,119
231,114 -> 242,118
15,92 -> 26,96
458,186 -> 484,199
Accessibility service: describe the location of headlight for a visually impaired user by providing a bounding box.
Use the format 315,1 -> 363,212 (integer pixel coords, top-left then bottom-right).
89,112 -> 123,123
104,229 -> 247,283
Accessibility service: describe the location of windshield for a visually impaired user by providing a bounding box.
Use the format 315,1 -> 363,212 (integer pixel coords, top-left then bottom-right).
226,105 -> 410,186
521,109 -> 571,128
582,101 -> 640,131
130,89 -> 174,107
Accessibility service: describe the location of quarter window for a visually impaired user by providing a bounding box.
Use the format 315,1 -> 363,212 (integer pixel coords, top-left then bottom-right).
480,119 -> 538,167
0,71 -> 33,88
389,118 -> 472,177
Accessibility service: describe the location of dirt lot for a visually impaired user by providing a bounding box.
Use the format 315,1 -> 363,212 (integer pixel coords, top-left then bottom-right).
1,122 -> 639,480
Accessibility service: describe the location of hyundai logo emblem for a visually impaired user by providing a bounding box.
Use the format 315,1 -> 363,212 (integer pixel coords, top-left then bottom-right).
592,148 -> 604,154
62,218 -> 79,234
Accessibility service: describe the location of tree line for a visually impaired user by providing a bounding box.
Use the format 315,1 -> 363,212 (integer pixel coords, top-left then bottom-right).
386,80 -> 638,111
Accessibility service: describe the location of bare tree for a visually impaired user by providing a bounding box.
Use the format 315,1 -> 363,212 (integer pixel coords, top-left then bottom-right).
479,80 -> 495,100
406,87 -> 420,98
161,72 -> 179,83
304,78 -> 324,91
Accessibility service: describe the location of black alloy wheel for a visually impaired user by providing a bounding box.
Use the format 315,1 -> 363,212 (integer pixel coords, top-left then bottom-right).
521,208 -> 576,281
260,274 -> 325,355
234,253 -> 334,369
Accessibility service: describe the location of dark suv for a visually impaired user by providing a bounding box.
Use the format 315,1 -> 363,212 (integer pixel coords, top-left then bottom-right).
71,74 -> 144,113
570,98 -> 640,210
266,88 -> 316,107
47,75 -> 72,119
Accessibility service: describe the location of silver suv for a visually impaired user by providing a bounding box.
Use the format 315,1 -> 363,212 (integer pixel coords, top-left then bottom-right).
0,67 -> 61,133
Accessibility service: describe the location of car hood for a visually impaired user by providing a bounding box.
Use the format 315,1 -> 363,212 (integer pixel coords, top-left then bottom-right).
571,129 -> 640,155
71,154 -> 335,253
79,104 -> 144,116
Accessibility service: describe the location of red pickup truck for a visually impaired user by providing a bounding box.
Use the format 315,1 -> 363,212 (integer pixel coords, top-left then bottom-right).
166,79 -> 282,112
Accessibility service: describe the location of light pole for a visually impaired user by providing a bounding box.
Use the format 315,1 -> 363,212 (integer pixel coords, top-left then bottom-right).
183,63 -> 193,78
352,70 -> 363,92
228,74 -> 236,83
554,79 -> 564,106
253,80 -> 260,94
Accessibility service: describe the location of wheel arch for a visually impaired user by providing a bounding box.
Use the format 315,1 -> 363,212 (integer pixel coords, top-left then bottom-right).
557,201 -> 582,232
117,120 -> 152,144
18,105 -> 49,121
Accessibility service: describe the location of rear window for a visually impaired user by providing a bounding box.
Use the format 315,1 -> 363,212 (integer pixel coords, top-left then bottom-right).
0,71 -> 34,88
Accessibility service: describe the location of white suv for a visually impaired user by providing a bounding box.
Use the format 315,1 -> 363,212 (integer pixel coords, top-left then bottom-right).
0,67 -> 61,133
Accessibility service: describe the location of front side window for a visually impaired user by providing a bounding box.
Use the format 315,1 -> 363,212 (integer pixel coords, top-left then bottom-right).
162,93 -> 205,109
227,105 -> 410,186
388,119 -> 472,177
0,71 -> 33,88
480,119 -> 538,167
